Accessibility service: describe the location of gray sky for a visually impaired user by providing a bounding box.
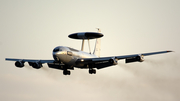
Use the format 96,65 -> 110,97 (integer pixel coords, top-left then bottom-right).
1,0 -> 180,101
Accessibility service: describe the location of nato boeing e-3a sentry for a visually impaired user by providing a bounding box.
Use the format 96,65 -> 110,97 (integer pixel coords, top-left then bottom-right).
5,29 -> 172,75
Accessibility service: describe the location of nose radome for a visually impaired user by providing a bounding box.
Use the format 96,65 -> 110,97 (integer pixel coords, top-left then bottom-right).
53,53 -> 59,61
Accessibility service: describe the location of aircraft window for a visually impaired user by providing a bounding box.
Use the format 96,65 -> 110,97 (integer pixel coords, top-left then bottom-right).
53,48 -> 59,52
67,51 -> 73,56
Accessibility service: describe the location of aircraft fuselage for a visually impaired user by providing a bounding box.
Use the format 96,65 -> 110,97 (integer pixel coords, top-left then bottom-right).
5,31 -> 173,75
53,46 -> 97,68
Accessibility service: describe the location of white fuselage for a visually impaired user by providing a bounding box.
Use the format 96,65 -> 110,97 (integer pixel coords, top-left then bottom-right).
53,46 -> 97,68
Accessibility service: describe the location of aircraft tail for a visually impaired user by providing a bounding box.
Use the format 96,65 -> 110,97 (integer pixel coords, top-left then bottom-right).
93,28 -> 101,57
93,38 -> 101,57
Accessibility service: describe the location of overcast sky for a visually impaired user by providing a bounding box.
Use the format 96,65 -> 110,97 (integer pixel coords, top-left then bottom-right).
1,0 -> 180,101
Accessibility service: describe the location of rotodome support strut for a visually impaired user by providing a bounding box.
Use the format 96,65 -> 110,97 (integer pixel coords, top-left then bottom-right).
68,30 -> 104,52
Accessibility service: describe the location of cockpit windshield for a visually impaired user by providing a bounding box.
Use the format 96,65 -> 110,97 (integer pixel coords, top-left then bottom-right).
53,48 -> 62,52
53,48 -> 59,52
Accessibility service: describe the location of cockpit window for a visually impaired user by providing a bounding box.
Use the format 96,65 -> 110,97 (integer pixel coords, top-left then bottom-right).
53,48 -> 61,52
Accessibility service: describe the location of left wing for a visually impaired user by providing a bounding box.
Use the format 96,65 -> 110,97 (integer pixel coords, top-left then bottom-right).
76,50 -> 173,69
5,58 -> 55,69
5,58 -> 54,63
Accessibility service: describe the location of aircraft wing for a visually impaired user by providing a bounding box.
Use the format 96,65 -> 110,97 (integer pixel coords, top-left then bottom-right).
5,58 -> 54,63
5,58 -> 66,70
116,50 -> 172,59
76,50 -> 173,69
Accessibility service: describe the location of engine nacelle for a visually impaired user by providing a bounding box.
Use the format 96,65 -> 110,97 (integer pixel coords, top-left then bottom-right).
126,55 -> 144,63
48,63 -> 74,70
137,55 -> 144,62
109,57 -> 118,65
31,62 -> 42,69
15,61 -> 24,68
48,62 -> 64,70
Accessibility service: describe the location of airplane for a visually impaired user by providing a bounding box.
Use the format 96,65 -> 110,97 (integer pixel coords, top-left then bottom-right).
5,29 -> 173,75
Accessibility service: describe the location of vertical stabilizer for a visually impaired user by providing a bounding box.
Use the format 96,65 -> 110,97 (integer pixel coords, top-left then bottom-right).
93,28 -> 101,57
93,38 -> 101,57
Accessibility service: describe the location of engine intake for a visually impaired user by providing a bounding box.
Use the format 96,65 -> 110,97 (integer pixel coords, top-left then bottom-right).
48,63 -> 64,70
126,55 -> 144,63
109,57 -> 118,65
15,61 -> 24,68
31,62 -> 42,69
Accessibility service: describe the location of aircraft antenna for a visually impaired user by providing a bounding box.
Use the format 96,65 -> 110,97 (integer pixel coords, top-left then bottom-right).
97,28 -> 101,33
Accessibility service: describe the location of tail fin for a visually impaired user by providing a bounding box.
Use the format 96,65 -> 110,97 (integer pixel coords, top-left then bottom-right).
93,28 -> 101,57
93,38 -> 101,57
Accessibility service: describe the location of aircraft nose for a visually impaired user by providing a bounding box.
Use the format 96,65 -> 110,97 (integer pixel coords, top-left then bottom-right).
53,51 -> 64,61
53,52 -> 59,61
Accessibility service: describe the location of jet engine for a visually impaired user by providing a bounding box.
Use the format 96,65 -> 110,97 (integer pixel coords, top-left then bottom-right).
109,57 -> 118,65
31,62 -> 42,69
125,55 -> 144,63
15,61 -> 24,68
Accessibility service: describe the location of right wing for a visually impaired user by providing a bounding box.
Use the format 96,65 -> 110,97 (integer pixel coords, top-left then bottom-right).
76,50 -> 173,69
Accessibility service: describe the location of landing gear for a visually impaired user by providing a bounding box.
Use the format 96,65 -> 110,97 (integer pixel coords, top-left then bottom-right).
63,70 -> 71,75
89,69 -> 96,74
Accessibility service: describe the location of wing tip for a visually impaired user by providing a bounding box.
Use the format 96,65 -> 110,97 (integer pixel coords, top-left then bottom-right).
167,50 -> 173,52
5,58 -> 10,60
